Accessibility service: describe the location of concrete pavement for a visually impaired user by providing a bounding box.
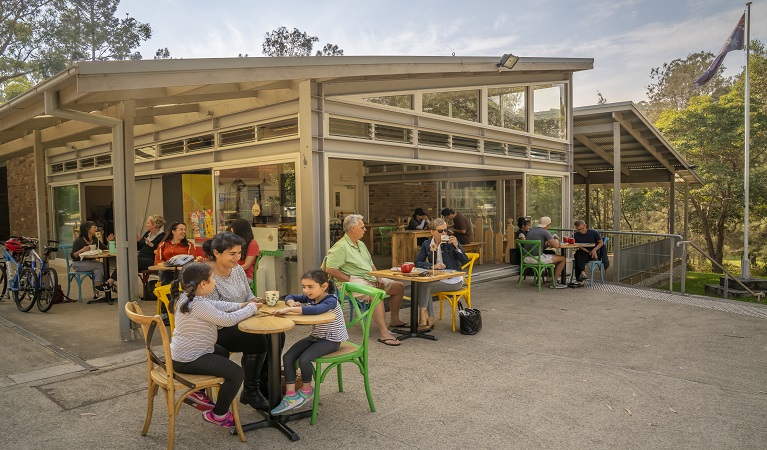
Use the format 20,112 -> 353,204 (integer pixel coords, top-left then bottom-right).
1,277 -> 766,449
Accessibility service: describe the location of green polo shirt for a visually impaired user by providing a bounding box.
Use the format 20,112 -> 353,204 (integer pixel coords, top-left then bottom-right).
326,234 -> 375,282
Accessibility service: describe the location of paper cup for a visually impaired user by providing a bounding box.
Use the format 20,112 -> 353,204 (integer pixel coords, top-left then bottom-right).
264,290 -> 280,306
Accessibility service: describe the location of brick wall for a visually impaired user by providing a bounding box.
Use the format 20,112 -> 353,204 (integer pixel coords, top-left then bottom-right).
368,182 -> 439,223
7,154 -> 39,238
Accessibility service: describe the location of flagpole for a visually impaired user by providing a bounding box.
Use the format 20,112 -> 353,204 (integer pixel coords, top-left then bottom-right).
742,2 -> 752,280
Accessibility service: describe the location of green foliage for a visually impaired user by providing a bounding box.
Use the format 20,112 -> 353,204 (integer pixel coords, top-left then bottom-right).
527,176 -> 562,228
262,27 -> 344,57
0,0 -> 50,85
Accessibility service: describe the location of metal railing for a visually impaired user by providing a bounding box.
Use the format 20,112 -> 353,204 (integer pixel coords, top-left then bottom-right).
676,240 -> 764,300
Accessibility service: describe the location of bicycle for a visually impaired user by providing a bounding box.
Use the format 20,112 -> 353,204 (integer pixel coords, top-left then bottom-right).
24,238 -> 60,313
2,237 -> 59,312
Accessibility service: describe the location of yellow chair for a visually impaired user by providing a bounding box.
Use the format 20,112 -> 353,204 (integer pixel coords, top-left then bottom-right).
154,283 -> 177,333
125,301 -> 246,450
435,252 -> 480,332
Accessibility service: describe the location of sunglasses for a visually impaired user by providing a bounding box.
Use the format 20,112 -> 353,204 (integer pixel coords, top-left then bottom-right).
436,229 -> 448,233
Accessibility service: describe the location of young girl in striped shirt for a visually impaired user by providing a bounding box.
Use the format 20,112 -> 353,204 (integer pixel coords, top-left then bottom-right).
271,269 -> 348,415
169,262 -> 262,428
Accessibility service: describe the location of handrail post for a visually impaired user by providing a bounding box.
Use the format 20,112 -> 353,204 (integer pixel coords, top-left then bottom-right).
669,238 -> 674,293
680,239 -> 687,294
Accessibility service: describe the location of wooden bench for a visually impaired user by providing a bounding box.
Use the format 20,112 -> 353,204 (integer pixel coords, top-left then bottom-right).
462,242 -> 484,264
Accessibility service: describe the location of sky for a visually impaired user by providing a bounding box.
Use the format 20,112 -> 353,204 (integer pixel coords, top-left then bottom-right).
119,0 -> 766,107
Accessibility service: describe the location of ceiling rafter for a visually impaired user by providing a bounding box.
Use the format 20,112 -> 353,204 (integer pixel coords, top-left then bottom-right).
574,133 -> 630,176
612,112 -> 675,173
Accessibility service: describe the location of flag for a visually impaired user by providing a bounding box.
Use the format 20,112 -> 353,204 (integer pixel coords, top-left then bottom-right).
694,13 -> 745,87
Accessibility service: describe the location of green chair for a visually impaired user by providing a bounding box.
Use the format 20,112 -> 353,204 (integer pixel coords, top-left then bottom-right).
377,226 -> 396,255
516,240 -> 556,291
309,282 -> 385,425
60,244 -> 95,302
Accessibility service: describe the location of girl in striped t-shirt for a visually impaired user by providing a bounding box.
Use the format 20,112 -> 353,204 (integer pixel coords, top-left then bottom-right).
270,269 -> 348,415
169,262 -> 262,429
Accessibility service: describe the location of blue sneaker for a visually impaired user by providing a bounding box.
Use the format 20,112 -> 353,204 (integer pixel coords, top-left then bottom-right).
271,392 -> 304,415
297,388 -> 314,405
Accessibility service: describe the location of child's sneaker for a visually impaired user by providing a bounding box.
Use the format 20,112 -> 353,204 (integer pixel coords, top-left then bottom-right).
271,392 -> 305,415
202,410 -> 235,428
187,390 -> 215,411
297,388 -> 314,405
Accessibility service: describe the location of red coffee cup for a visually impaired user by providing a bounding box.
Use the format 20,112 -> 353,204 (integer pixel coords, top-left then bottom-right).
401,262 -> 414,273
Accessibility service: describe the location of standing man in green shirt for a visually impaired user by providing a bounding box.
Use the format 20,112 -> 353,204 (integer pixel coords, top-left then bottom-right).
325,214 -> 406,347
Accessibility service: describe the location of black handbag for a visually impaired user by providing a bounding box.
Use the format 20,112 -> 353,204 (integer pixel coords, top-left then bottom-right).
458,301 -> 482,335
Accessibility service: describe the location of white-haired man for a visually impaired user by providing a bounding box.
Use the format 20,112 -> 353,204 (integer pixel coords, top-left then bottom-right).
325,214 -> 406,346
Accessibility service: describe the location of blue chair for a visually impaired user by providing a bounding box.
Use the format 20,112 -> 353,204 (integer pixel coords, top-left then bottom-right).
585,237 -> 609,286
60,244 -> 94,303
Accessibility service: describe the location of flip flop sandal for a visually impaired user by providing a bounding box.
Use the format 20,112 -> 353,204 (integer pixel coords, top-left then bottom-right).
377,338 -> 401,346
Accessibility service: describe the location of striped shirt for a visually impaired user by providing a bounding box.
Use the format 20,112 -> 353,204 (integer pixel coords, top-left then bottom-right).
284,293 -> 348,343
170,294 -> 258,363
211,264 -> 256,304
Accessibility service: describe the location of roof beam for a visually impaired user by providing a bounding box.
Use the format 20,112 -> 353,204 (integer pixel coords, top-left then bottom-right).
613,112 -> 675,173
572,122 -> 614,134
574,133 -> 630,176
573,162 -> 589,177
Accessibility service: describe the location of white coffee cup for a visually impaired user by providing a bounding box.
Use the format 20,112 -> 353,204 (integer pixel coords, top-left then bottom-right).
264,290 -> 280,306
88,244 -> 97,251
441,234 -> 449,243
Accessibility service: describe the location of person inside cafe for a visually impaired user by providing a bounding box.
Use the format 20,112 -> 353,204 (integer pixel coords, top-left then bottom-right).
270,269 -> 348,415
522,216 -> 568,289
324,214 -> 406,347
441,208 -> 472,245
516,216 -> 531,240
155,221 -> 196,285
202,232 -> 271,410
407,208 -> 430,230
572,220 -> 604,282
414,218 -> 468,329
70,221 -> 115,297
228,218 -> 260,282
168,261 -> 261,428
137,214 -> 165,271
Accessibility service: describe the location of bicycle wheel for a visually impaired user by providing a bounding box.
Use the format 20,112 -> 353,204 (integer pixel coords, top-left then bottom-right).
13,268 -> 37,312
0,261 -> 7,299
37,267 -> 58,313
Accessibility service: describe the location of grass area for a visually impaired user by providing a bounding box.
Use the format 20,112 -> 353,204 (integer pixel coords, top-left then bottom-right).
655,271 -> 767,304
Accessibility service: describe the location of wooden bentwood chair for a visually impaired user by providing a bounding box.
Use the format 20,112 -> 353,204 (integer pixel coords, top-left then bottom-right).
125,301 -> 246,450
309,282 -> 385,425
433,252 -> 480,332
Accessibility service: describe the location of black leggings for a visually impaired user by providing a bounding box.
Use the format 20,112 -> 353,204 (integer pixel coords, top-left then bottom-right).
217,325 -> 268,354
283,336 -> 340,385
173,344 -> 243,416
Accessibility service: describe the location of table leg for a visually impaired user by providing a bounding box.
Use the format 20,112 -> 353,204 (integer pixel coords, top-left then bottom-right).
235,333 -> 305,441
391,282 -> 437,341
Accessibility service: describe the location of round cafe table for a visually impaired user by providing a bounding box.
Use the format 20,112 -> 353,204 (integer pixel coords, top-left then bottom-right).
236,301 -> 334,441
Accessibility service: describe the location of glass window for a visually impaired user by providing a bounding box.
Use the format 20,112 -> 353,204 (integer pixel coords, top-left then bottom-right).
526,175 -> 562,229
488,86 -> 526,131
448,180 -> 498,226
53,185 -> 80,242
363,95 -> 413,109
216,163 -> 296,234
533,84 -> 566,139
422,89 -> 479,122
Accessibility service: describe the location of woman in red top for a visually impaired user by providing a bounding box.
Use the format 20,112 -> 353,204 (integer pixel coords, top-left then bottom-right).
155,222 -> 196,284
228,218 -> 260,281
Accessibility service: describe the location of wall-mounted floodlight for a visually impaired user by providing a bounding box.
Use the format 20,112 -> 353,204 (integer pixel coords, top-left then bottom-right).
497,53 -> 519,70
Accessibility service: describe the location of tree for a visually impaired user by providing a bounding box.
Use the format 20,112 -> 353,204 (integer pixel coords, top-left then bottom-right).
0,0 -> 52,85
656,45 -> 767,272
261,26 -> 343,57
41,0 -> 151,71
645,51 -> 733,123
154,47 -> 170,59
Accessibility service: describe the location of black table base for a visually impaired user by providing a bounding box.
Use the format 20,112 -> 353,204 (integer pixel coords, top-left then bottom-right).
392,281 -> 437,341
233,334 -> 310,441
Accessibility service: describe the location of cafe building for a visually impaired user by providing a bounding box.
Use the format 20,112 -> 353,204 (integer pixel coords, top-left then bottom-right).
0,55 -> 593,339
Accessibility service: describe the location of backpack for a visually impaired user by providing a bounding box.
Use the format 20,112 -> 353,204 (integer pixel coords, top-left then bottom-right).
53,285 -> 76,304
